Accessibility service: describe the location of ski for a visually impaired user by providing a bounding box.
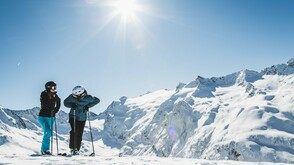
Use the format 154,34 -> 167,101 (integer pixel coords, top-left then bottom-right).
30,153 -> 67,157
58,153 -> 67,156
31,152 -> 94,157
66,153 -> 95,157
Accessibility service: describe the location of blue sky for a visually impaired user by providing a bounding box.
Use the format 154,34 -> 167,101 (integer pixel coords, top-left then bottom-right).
0,0 -> 294,113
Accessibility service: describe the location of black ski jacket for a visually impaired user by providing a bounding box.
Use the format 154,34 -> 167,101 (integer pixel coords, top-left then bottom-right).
39,90 -> 61,117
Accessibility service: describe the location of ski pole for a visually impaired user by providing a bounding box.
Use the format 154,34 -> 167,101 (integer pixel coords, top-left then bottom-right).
54,116 -> 59,155
74,109 -> 76,151
87,110 -> 95,156
51,111 -> 54,155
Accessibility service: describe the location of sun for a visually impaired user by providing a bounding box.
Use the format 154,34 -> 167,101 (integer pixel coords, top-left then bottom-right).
114,0 -> 137,21
87,0 -> 156,51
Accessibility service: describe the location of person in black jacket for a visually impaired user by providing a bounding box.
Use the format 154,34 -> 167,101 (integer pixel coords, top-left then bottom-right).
38,81 -> 61,155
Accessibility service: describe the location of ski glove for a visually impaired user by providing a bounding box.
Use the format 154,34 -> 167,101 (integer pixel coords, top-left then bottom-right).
83,106 -> 89,112
71,103 -> 77,109
54,108 -> 59,114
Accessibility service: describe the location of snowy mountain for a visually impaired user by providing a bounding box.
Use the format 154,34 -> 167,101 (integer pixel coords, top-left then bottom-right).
0,59 -> 294,164
100,59 -> 294,163
0,107 -> 104,154
0,106 -> 283,165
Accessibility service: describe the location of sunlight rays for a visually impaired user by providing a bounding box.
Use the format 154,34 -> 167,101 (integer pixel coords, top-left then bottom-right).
115,0 -> 136,21
93,0 -> 144,34
84,0 -> 167,55
99,0 -> 150,53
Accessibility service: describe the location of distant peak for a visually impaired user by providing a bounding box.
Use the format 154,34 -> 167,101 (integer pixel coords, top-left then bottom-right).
235,69 -> 262,85
261,58 -> 294,75
175,82 -> 186,92
119,96 -> 128,103
184,76 -> 213,88
287,58 -> 294,67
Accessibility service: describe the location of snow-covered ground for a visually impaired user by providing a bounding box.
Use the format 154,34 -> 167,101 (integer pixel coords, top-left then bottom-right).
0,155 -> 290,165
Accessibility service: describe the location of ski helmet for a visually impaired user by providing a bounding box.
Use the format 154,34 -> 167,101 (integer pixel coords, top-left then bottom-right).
72,85 -> 85,96
45,81 -> 56,90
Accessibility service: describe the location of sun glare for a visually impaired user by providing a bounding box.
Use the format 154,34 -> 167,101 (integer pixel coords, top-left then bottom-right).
90,0 -> 156,51
115,0 -> 136,21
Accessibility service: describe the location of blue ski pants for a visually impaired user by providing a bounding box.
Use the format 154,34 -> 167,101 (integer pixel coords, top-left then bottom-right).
38,116 -> 55,152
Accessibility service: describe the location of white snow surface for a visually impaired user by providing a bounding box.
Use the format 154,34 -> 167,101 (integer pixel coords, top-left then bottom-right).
1,59 -> 294,164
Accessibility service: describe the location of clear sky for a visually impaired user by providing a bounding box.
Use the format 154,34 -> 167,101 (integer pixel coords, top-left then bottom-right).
0,0 -> 294,113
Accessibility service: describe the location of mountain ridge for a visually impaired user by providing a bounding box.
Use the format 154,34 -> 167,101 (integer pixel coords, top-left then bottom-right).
100,59 -> 294,163
1,59 -> 294,163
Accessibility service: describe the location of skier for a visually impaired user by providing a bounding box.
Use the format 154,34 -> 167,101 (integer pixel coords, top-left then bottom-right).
64,85 -> 100,155
38,81 -> 61,155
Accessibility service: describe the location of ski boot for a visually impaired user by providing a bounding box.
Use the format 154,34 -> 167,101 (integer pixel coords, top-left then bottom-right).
41,150 -> 52,155
71,149 -> 79,155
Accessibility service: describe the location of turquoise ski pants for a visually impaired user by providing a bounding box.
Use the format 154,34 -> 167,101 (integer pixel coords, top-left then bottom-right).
38,116 -> 55,152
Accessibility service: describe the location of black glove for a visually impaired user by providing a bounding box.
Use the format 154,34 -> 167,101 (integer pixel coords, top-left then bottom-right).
83,106 -> 89,112
71,103 -> 77,109
53,108 -> 59,114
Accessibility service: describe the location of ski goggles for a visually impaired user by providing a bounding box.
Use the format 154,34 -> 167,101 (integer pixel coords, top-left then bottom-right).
50,86 -> 57,91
